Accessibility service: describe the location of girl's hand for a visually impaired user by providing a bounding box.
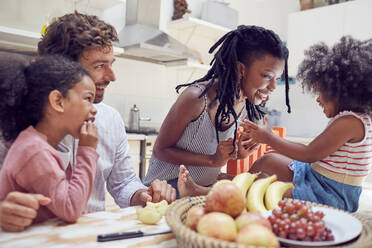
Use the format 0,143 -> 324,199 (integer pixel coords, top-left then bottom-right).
211,138 -> 237,167
241,116 -> 272,144
237,133 -> 261,159
78,120 -> 98,149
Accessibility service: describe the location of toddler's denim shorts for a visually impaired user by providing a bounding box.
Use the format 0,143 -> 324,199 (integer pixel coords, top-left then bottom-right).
289,160 -> 362,212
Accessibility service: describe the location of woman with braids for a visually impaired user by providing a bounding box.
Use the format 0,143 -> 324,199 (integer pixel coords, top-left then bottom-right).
241,36 -> 372,212
0,55 -> 98,224
143,25 -> 290,198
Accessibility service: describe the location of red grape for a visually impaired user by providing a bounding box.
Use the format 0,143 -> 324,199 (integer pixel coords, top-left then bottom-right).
267,200 -> 334,242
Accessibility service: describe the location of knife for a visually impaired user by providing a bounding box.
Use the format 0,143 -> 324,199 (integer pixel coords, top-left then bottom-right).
97,229 -> 172,242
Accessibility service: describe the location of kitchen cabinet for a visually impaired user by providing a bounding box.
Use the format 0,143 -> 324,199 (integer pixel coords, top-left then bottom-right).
0,26 -> 40,55
0,26 -> 124,55
166,15 -> 232,69
274,0 -> 371,138
127,134 -> 146,178
167,16 -> 231,43
86,0 -> 124,9
287,0 -> 371,76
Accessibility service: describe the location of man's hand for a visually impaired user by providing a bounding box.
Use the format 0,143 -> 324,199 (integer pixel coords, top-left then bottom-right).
131,180 -> 176,206
148,179 -> 176,203
0,192 -> 51,232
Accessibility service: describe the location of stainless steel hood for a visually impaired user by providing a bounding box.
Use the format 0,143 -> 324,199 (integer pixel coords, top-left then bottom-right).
0,26 -> 40,56
116,0 -> 201,66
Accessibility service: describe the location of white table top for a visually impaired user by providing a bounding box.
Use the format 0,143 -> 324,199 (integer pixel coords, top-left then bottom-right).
0,207 -> 177,248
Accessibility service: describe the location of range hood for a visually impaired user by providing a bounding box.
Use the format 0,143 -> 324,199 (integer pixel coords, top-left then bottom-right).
0,26 -> 40,56
115,0 -> 201,66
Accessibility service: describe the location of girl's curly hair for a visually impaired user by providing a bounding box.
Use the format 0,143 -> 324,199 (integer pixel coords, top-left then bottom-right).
38,11 -> 118,61
297,36 -> 372,114
0,55 -> 91,141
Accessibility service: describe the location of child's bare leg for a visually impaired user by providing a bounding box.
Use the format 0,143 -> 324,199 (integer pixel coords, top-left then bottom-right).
177,165 -> 210,198
249,152 -> 294,182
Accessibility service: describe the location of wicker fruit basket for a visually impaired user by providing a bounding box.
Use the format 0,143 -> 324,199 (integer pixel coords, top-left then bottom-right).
165,196 -> 372,248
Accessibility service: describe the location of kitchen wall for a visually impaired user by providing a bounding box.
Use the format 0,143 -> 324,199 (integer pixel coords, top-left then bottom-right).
103,57 -> 206,129
1,0 -> 370,137
266,0 -> 372,138
104,0 -> 302,130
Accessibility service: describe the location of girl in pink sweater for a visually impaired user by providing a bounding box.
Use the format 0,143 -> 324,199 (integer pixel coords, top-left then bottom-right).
0,55 -> 98,223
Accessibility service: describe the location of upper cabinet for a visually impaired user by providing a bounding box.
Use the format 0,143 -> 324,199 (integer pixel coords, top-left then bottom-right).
287,0 -> 372,76
166,16 -> 231,70
0,26 -> 40,55
87,0 -> 125,10
167,16 -> 231,43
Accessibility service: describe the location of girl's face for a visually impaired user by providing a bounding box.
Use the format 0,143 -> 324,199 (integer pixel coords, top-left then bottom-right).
64,75 -> 97,137
316,91 -> 338,118
239,55 -> 285,105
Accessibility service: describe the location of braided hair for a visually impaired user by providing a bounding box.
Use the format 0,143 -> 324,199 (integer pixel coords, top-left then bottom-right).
176,25 -> 290,146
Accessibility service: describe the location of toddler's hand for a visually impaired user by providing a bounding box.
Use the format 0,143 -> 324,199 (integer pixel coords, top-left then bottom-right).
78,120 -> 98,149
241,116 -> 272,144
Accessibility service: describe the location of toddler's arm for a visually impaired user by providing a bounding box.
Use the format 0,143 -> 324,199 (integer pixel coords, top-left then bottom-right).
240,115 -> 363,162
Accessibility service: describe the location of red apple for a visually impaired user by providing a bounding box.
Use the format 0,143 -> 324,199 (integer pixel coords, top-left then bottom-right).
185,206 -> 206,231
197,212 -> 237,241
235,212 -> 272,231
235,223 -> 279,247
205,180 -> 245,217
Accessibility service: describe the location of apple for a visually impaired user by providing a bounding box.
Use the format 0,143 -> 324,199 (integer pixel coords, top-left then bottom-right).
235,212 -> 272,231
185,206 -> 206,231
197,212 -> 237,241
235,223 -> 279,247
205,180 -> 245,217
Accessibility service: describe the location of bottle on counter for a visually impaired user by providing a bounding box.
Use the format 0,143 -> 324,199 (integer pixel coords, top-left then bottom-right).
129,104 -> 140,131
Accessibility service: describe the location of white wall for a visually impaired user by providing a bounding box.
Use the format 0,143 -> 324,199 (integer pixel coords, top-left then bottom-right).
267,0 -> 372,138
2,0 -> 370,136
104,0 -> 301,129
104,58 -> 206,128
229,0 -> 300,41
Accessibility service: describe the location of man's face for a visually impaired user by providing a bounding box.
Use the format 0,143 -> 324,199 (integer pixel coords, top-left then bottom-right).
79,46 -> 116,103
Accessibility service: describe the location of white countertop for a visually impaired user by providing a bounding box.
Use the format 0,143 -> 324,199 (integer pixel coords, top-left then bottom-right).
0,207 -> 176,248
127,133 -> 146,141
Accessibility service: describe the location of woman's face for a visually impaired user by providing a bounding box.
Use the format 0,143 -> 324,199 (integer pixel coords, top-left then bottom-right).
239,55 -> 285,105
64,75 -> 97,137
316,91 -> 338,118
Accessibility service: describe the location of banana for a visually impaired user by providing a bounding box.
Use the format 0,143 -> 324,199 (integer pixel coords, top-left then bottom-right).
246,175 -> 277,213
232,172 -> 258,198
265,181 -> 294,210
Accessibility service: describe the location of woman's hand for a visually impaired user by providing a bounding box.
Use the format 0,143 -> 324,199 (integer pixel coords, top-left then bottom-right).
240,116 -> 272,144
211,138 -> 237,167
78,120 -> 98,149
236,133 -> 261,159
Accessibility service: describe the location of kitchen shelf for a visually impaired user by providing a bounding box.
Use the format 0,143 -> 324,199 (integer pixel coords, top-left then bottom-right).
166,16 -> 231,43
0,26 -> 41,54
82,0 -> 125,10
172,60 -> 210,72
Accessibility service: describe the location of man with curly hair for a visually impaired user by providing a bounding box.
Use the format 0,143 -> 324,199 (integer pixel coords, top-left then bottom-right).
0,12 -> 176,232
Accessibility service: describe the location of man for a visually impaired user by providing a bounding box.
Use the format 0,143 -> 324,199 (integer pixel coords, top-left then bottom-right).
0,12 -> 176,232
